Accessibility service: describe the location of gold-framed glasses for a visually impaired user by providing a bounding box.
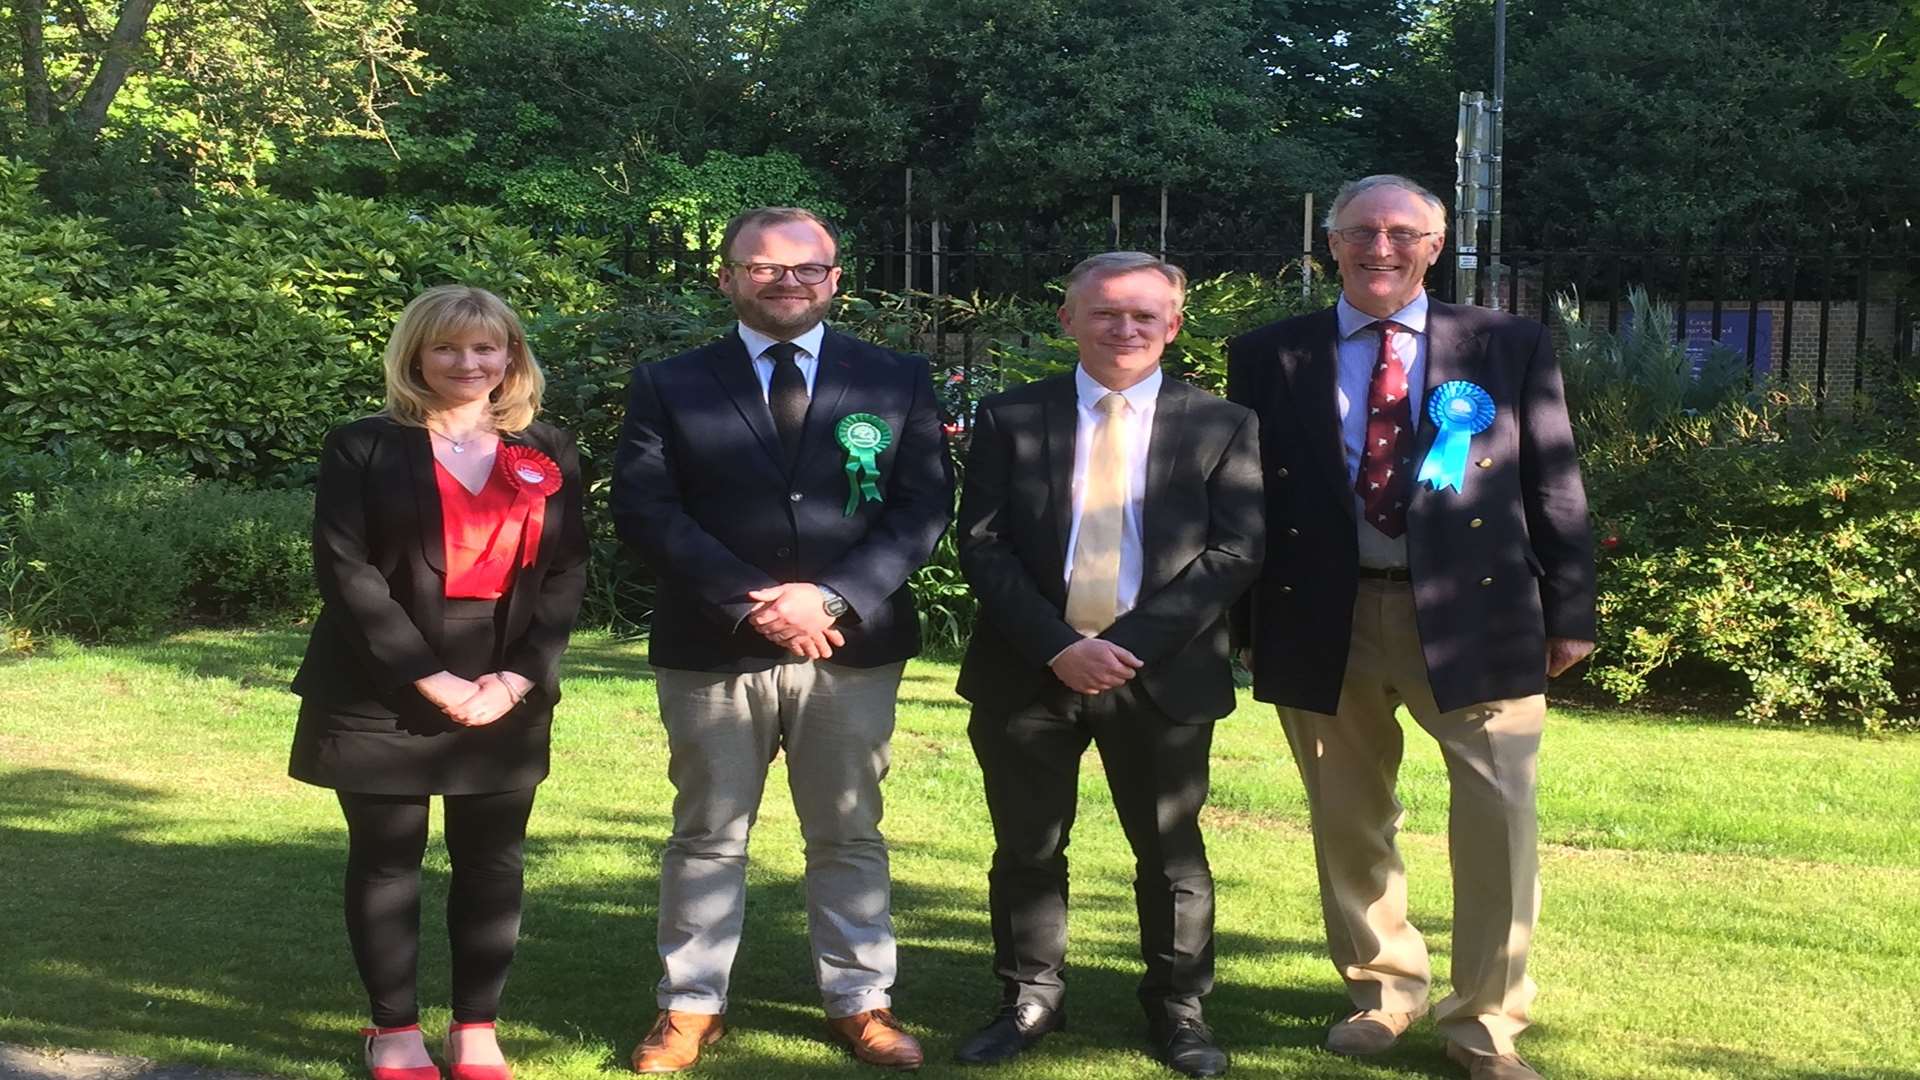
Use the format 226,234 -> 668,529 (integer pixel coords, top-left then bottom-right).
730,262 -> 836,284
1329,226 -> 1441,248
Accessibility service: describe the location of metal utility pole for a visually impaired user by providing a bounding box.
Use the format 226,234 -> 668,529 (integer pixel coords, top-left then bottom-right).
1455,92 -> 1487,304
1487,0 -> 1507,311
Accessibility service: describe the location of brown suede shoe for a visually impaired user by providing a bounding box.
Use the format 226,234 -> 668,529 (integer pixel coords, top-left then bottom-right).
1326,1007 -> 1427,1055
631,1011 -> 726,1074
825,1008 -> 924,1070
1446,1041 -> 1544,1079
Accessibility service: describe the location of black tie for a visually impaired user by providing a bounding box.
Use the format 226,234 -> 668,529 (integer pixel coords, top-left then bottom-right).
765,341 -> 808,460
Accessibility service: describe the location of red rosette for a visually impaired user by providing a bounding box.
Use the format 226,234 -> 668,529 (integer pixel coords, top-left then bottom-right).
497,445 -> 563,497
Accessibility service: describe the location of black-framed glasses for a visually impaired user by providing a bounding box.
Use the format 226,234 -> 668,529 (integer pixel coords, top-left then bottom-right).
1329,226 -> 1442,248
730,261 -> 836,285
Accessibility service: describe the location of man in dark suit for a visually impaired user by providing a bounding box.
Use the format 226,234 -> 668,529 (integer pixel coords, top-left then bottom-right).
612,207 -> 953,1072
1226,175 -> 1596,1080
953,252 -> 1263,1078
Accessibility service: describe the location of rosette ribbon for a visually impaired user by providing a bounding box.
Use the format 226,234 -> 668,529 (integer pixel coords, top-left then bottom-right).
1415,381 -> 1496,493
835,413 -> 892,516
496,445 -> 564,567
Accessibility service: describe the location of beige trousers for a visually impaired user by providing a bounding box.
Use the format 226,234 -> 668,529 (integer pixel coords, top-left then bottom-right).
652,659 -> 907,1019
1278,580 -> 1545,1056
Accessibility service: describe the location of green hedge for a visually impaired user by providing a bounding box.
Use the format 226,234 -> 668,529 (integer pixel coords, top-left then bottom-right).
0,158 -> 610,484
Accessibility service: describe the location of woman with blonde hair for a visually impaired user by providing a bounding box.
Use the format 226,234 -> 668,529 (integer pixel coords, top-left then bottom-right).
290,284 -> 588,1080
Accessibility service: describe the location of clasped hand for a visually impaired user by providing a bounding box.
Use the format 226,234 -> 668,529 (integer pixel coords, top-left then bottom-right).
1050,638 -> 1143,695
746,582 -> 845,660
415,670 -> 532,727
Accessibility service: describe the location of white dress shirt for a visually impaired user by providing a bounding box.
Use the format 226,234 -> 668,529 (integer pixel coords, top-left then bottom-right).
1335,292 -> 1429,568
737,320 -> 826,400
1063,364 -> 1160,616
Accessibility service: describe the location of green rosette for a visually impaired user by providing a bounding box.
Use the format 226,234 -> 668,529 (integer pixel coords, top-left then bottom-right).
835,413 -> 893,516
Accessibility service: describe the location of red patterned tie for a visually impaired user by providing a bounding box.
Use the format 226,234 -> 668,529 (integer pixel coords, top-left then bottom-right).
1355,321 -> 1413,538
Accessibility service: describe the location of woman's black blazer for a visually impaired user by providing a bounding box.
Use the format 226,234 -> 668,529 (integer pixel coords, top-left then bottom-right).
290,414 -> 589,731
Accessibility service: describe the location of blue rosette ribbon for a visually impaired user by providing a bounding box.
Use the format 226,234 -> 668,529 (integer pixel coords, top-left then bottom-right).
1416,381 -> 1496,493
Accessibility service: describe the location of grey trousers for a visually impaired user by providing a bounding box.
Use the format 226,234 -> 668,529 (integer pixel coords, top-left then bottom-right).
652,659 -> 906,1019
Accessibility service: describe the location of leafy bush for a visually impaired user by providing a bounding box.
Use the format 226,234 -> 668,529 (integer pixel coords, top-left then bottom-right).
0,447 -> 316,642
0,158 -> 610,485
1560,295 -> 1920,731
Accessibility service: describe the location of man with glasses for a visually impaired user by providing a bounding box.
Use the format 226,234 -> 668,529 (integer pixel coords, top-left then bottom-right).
613,206 -> 954,1072
1226,176 -> 1595,1080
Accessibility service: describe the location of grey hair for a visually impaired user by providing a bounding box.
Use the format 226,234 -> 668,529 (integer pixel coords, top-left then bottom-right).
1062,251 -> 1188,307
1323,175 -> 1447,231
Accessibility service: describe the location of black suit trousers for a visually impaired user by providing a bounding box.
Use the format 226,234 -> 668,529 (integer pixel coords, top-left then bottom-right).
967,682 -> 1215,1024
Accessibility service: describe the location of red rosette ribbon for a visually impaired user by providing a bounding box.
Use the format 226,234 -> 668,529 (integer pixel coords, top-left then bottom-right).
496,445 -> 563,568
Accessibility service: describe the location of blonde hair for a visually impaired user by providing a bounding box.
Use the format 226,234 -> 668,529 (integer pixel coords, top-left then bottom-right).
1063,252 -> 1188,309
381,285 -> 544,433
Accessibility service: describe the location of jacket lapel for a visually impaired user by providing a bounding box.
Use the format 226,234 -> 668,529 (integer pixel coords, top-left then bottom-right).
1044,376 -> 1079,570
1414,300 -> 1482,478
404,423 -> 446,574
707,330 -> 785,467
1140,377 -> 1189,594
1283,307 -> 1354,517
796,328 -> 855,471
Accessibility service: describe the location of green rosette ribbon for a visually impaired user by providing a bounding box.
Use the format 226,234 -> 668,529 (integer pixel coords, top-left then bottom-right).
835,413 -> 892,516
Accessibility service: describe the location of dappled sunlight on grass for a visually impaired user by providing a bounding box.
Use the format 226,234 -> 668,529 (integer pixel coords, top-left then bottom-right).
1,630 -> 1917,1077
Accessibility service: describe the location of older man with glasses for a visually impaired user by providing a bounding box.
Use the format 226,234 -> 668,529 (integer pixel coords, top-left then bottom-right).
1226,175 -> 1596,1080
613,206 -> 954,1072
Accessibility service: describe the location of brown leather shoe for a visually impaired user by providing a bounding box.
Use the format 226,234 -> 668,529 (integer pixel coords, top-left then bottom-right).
825,1008 -> 924,1070
1446,1041 -> 1544,1079
631,1011 -> 726,1074
1326,1006 -> 1427,1055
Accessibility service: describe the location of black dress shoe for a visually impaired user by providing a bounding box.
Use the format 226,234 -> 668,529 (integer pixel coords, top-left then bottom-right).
954,1002 -> 1066,1065
1153,1018 -> 1229,1078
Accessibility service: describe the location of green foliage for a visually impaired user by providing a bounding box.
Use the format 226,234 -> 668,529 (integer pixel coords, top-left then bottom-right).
0,446 -> 317,641
0,159 -> 609,483
764,0 -> 1348,218
1559,293 -> 1920,731
1555,285 -> 1751,437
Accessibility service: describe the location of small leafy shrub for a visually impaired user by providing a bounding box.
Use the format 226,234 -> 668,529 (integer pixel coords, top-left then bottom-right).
1561,293 -> 1920,731
1,448 -> 317,640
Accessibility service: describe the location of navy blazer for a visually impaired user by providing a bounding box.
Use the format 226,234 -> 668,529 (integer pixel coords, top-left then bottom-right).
611,327 -> 955,672
291,416 -> 590,714
1227,299 -> 1597,714
955,375 -> 1265,725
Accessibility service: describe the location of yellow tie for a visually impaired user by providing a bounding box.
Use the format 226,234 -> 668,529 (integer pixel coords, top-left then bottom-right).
1065,392 -> 1131,635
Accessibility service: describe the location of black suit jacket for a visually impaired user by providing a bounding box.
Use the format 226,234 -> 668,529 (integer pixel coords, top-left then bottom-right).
611,326 -> 955,671
955,374 -> 1265,725
291,416 -> 591,713
1226,299 -> 1597,715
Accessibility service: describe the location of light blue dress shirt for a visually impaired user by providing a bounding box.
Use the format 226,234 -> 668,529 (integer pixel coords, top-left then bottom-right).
1335,292 -> 1429,568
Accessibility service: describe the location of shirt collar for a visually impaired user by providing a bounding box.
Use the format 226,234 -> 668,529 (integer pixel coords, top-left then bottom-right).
737,320 -> 827,363
1336,291 -> 1429,340
1074,363 -> 1163,412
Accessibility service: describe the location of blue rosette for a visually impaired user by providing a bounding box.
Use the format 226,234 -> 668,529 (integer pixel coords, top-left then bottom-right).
1416,381 -> 1496,493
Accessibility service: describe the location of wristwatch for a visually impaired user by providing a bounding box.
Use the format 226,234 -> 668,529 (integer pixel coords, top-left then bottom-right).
819,585 -> 849,619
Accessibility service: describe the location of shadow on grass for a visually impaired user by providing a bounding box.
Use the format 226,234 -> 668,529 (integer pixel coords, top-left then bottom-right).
1,764 -> 1439,1079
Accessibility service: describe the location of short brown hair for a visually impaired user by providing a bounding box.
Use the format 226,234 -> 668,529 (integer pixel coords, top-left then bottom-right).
1062,252 -> 1188,309
719,207 -> 840,264
381,285 -> 544,433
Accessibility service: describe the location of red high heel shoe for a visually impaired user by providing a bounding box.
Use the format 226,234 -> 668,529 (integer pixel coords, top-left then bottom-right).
445,1021 -> 512,1080
360,1024 -> 441,1080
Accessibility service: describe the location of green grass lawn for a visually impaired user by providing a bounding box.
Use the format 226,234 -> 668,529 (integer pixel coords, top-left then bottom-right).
3,630 -> 1917,1080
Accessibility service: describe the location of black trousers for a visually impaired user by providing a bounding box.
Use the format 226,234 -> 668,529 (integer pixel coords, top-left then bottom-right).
967,681 -> 1216,1027
337,788 -> 538,1027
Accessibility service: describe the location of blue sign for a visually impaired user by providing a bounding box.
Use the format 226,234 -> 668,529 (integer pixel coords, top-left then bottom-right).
1620,309 -> 1774,377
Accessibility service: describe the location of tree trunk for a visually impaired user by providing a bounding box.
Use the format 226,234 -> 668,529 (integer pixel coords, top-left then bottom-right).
14,0 -> 53,127
71,0 -> 160,140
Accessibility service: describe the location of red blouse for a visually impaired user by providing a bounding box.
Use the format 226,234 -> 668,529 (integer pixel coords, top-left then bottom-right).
434,459 -> 530,599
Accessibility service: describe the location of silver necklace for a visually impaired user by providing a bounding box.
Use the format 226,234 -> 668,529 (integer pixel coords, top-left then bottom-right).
430,427 -> 489,454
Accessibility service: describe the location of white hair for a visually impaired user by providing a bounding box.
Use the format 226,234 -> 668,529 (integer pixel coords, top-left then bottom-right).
1324,175 -> 1447,231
